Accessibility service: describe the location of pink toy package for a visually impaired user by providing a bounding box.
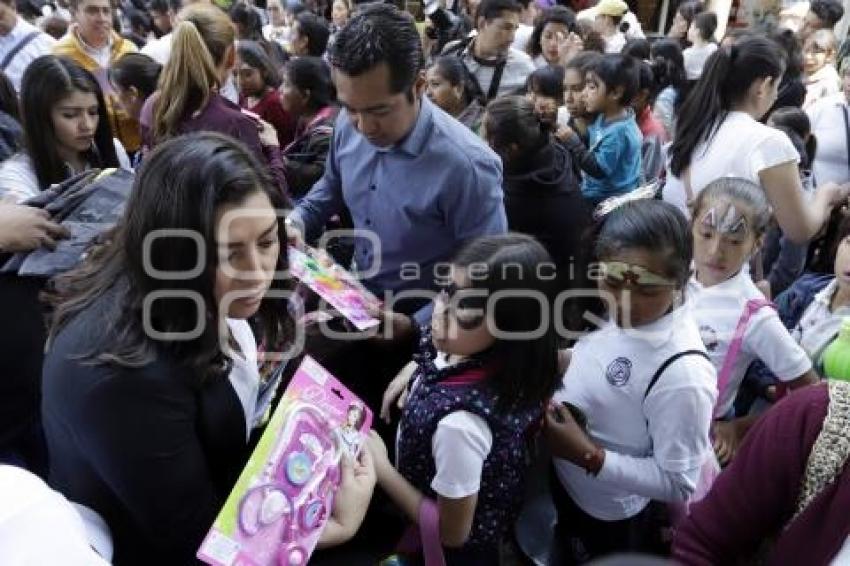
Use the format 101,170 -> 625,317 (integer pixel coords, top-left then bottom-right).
197,356 -> 372,566
287,246 -> 381,331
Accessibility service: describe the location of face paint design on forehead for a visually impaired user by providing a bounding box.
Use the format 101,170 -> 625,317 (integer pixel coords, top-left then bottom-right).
699,202 -> 749,237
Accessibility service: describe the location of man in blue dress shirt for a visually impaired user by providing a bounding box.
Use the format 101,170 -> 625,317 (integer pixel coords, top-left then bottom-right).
289,3 -> 507,336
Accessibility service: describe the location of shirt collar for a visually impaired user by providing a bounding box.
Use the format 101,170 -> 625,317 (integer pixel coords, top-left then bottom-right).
814,279 -> 838,306
393,96 -> 432,158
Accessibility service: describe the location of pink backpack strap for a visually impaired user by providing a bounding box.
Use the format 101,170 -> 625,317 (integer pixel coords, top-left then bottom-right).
396,498 -> 446,566
714,298 -> 775,419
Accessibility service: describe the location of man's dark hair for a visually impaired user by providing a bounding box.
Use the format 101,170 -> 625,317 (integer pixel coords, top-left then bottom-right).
328,3 -> 423,97
476,0 -> 521,22
149,0 -> 169,14
295,12 -> 331,57
810,0 -> 844,27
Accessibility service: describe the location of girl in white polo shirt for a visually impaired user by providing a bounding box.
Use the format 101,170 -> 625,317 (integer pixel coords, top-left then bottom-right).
546,199 -> 716,560
687,178 -> 818,466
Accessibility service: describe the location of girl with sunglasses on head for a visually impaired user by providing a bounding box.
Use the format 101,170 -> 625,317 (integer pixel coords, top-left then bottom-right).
367,233 -> 562,564
686,178 -> 817,467
545,198 -> 716,560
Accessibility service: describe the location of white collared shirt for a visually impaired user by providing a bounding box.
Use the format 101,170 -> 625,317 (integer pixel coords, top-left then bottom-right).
807,93 -> 850,186
688,270 -> 812,416
0,17 -> 55,92
794,279 -> 850,371
804,64 -> 841,110
553,306 -> 716,520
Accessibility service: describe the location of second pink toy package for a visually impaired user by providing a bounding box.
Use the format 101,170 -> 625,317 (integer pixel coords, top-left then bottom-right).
197,356 -> 372,566
287,246 -> 381,331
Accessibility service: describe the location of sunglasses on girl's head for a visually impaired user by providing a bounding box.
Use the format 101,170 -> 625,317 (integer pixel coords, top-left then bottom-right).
599,261 -> 677,288
435,281 -> 488,330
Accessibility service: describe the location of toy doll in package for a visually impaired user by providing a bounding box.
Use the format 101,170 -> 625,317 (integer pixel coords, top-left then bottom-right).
198,356 -> 372,566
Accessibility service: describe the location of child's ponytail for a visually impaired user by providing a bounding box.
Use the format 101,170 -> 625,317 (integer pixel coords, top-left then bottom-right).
669,35 -> 784,177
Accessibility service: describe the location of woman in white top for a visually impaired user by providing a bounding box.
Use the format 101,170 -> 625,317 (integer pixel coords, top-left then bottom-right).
664,36 -> 849,244
0,56 -> 129,204
546,199 -> 716,560
808,64 -> 850,186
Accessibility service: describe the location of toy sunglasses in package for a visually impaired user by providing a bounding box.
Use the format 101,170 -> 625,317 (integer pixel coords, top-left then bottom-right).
287,246 -> 382,331
198,356 -> 372,566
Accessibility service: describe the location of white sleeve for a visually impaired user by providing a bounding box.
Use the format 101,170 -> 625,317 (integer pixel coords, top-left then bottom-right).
743,311 -> 812,381
750,129 -> 799,177
113,139 -> 132,170
597,356 -> 715,502
596,450 -> 702,503
0,155 -> 40,203
430,410 -> 493,499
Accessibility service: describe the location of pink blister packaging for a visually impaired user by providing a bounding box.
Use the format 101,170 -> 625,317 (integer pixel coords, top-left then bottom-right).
198,356 -> 371,566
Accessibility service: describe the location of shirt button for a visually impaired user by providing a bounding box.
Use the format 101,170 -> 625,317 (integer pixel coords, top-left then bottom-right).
365,219 -> 372,226
370,185 -> 376,191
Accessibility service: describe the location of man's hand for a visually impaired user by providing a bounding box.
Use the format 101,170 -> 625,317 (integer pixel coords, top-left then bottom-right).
0,204 -> 69,253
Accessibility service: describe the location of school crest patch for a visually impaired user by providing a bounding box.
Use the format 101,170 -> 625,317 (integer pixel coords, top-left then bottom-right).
699,325 -> 719,352
606,357 -> 632,387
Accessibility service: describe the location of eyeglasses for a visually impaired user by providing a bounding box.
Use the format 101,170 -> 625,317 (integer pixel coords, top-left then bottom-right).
599,261 -> 677,288
435,282 -> 487,330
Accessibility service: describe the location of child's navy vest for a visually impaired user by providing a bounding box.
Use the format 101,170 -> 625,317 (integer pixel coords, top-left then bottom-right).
396,329 -> 543,551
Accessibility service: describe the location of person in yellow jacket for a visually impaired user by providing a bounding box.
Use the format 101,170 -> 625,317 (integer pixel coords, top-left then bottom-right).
53,0 -> 140,154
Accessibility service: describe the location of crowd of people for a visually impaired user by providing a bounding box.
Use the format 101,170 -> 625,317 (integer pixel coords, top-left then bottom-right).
0,0 -> 850,564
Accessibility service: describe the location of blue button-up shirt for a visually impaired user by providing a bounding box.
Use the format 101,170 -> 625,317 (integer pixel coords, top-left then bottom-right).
293,96 -> 507,304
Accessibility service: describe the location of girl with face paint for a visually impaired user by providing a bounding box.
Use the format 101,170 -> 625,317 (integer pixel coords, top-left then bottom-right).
687,178 -> 819,467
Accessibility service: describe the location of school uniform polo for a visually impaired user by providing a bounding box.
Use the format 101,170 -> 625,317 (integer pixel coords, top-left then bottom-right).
687,270 -> 812,417
553,306 -> 716,521
793,279 -> 850,372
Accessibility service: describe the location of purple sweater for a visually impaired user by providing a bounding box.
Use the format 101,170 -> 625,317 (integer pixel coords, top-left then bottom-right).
673,383 -> 850,565
141,93 -> 289,198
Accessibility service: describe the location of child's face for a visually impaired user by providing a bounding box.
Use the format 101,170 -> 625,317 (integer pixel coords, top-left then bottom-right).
563,67 -> 587,117
431,265 -> 495,357
236,62 -> 265,98
692,198 -> 761,287
803,37 -> 834,75
527,91 -> 559,126
598,248 -> 680,328
583,71 -> 612,114
833,233 -> 850,290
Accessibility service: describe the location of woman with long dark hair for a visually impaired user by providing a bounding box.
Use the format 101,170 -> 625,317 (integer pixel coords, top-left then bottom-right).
41,132 -> 373,564
663,36 -> 849,243
0,56 -> 125,203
